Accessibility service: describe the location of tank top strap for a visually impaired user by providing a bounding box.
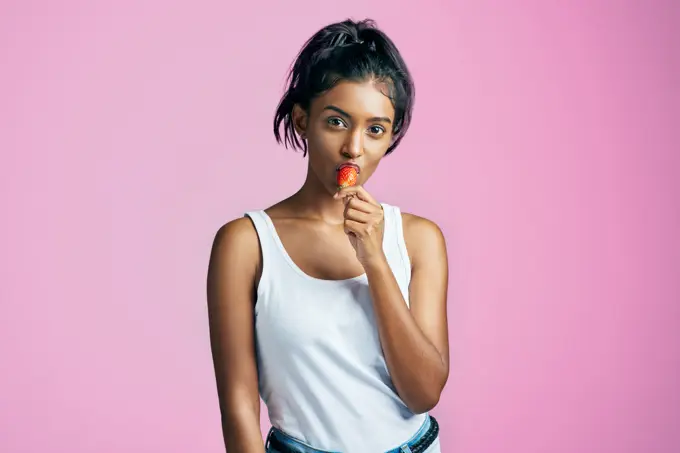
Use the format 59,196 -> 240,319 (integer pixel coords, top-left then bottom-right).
244,210 -> 274,251
243,210 -> 281,307
381,202 -> 412,301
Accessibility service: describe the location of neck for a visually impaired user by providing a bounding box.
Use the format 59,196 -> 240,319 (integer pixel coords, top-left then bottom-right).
288,162 -> 346,225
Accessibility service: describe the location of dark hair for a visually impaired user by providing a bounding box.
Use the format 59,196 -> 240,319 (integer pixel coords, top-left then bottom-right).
273,18 -> 415,157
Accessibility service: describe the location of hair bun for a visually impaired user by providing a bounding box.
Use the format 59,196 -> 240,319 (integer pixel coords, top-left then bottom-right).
328,30 -> 361,48
325,18 -> 379,49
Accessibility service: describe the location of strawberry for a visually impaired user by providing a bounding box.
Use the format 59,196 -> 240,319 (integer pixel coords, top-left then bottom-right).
337,166 -> 358,188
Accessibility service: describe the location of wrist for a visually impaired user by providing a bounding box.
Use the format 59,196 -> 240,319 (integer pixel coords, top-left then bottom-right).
361,251 -> 389,273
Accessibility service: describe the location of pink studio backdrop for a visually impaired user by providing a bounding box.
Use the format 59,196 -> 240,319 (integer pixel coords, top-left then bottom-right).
2,1 -> 678,452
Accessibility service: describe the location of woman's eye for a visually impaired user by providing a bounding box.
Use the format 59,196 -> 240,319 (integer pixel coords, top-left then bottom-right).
327,117 -> 346,128
369,125 -> 385,136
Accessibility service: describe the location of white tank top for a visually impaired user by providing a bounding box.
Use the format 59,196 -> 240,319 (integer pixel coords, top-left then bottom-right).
244,203 -> 430,453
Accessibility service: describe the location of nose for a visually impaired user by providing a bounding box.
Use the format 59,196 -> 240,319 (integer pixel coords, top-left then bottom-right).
341,127 -> 364,159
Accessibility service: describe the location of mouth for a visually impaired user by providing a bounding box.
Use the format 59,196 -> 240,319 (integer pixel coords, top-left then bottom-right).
336,162 -> 361,174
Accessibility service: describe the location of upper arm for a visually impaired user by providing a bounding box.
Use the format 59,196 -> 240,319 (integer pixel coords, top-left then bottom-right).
403,213 -> 450,374
206,217 -> 262,420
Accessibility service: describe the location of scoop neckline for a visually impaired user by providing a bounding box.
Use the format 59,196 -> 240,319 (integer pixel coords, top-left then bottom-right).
259,206 -> 388,284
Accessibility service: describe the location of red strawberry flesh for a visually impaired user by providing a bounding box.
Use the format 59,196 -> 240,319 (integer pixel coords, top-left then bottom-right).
337,166 -> 358,188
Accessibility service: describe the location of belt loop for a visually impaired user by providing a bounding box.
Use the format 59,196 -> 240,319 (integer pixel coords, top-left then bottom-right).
400,446 -> 412,453
265,427 -> 272,450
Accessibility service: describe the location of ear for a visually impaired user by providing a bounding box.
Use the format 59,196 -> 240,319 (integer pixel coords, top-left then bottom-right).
292,104 -> 308,137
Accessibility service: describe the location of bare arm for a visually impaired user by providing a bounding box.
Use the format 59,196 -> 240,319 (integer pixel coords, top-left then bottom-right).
207,217 -> 265,452
364,213 -> 450,413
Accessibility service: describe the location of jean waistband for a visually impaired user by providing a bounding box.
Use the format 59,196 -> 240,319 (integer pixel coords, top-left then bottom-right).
265,415 -> 439,453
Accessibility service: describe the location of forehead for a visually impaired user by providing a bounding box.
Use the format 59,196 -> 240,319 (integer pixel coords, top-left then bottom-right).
311,79 -> 395,120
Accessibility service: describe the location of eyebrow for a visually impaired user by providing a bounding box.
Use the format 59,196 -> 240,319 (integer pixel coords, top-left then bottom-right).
323,105 -> 392,124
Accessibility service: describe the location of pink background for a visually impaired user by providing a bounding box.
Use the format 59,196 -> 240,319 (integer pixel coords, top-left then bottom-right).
2,1 -> 678,452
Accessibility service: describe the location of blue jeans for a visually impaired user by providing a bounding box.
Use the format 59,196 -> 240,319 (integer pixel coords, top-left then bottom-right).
264,415 -> 440,453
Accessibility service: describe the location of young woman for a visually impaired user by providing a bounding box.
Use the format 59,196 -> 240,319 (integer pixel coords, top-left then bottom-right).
207,18 -> 449,453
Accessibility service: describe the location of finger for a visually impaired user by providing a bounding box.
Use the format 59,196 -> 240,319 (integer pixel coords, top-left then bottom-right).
345,196 -> 374,213
352,186 -> 379,205
344,207 -> 371,223
334,186 -> 356,200
343,219 -> 365,237
335,185 -> 364,200
334,186 -> 379,206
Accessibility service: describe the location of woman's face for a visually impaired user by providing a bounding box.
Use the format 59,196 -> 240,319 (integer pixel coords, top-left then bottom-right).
294,79 -> 396,196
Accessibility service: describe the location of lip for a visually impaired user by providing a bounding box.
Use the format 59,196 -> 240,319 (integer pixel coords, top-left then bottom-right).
336,162 -> 361,174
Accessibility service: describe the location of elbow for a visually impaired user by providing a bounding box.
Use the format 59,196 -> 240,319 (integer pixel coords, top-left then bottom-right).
405,368 -> 448,414
405,383 -> 444,414
407,391 -> 441,414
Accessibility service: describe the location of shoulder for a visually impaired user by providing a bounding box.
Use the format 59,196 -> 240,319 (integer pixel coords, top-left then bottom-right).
212,216 -> 259,253
209,216 -> 262,278
400,212 -> 448,265
401,212 -> 446,244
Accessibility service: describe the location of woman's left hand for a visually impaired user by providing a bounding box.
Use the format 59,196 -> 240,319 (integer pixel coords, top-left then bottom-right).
334,186 -> 386,268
